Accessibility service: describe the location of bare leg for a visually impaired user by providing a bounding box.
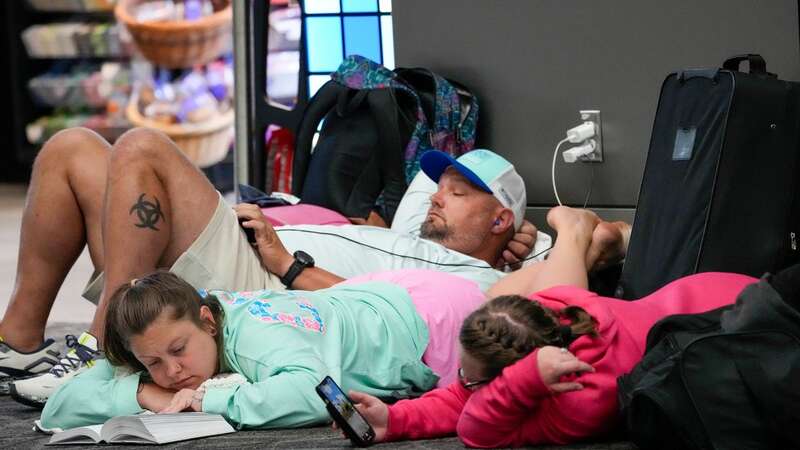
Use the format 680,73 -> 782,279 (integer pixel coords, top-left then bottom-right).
88,128 -> 219,342
0,128 -> 109,351
487,206 -> 598,298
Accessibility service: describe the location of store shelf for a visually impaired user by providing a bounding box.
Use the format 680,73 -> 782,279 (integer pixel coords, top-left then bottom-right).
24,0 -> 114,14
24,9 -> 114,18
28,55 -> 128,60
27,121 -> 129,145
5,0 -> 133,172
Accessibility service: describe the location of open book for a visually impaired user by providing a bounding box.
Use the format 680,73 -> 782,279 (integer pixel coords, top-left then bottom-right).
47,412 -> 235,445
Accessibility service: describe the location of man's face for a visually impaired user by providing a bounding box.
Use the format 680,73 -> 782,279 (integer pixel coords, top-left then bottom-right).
420,167 -> 500,255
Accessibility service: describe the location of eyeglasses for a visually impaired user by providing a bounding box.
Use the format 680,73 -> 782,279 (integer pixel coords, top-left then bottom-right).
458,367 -> 492,390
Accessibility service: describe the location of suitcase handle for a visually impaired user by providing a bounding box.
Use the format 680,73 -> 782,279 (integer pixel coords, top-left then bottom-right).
677,69 -> 719,82
722,54 -> 767,74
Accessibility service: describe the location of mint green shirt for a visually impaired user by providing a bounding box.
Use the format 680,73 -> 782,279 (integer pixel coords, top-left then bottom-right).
41,281 -> 438,430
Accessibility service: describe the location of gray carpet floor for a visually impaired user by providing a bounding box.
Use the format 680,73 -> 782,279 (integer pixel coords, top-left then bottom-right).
0,324 -> 636,449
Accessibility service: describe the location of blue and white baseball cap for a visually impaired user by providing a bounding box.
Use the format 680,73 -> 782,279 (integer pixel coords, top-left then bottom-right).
420,149 -> 527,230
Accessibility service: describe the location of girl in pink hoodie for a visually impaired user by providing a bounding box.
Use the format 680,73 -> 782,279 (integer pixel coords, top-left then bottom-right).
348,207 -> 756,447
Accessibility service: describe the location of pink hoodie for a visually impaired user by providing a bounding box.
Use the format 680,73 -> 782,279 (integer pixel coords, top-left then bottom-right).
385,272 -> 756,447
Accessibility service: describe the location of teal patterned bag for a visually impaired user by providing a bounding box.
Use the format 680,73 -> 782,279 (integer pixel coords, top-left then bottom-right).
293,55 -> 479,224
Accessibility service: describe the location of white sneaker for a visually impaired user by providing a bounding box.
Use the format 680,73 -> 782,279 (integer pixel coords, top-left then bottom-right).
10,332 -> 100,408
0,337 -> 61,379
0,337 -> 62,396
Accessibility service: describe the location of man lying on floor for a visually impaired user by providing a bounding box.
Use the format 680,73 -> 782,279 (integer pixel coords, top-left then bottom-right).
223,147 -> 552,295
1,128 -> 561,404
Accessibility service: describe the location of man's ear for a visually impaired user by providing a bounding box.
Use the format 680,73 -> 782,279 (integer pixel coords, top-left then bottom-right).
491,209 -> 515,235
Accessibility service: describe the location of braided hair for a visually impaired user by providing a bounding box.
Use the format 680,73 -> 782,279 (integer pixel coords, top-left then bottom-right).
459,295 -> 598,378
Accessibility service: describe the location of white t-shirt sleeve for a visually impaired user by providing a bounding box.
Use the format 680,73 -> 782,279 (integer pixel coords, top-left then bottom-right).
390,171 -> 437,236
526,231 -> 552,265
276,224 -> 504,292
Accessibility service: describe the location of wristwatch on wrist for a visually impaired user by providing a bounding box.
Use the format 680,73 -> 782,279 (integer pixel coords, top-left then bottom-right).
280,251 -> 315,288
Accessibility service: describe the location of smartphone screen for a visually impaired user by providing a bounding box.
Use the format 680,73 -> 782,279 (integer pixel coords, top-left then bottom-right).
316,376 -> 375,445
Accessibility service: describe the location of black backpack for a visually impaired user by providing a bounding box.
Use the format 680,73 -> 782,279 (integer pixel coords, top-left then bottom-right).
617,278 -> 800,449
292,55 -> 478,225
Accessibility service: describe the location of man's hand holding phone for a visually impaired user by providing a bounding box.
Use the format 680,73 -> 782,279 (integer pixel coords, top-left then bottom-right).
234,203 -> 293,275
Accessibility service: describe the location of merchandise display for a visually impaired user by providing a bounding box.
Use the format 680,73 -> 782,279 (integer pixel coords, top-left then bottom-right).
133,0 -> 217,22
133,60 -> 234,125
28,62 -> 130,109
12,1 -> 137,153
21,22 -> 129,58
25,113 -> 129,145
25,0 -> 116,13
115,0 -> 233,68
9,0 -> 236,177
266,4 -> 301,108
26,62 -> 132,145
125,59 -> 235,167
109,0 -> 236,168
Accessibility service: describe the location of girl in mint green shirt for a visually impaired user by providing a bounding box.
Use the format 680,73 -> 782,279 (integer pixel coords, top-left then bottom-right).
40,269 -> 484,430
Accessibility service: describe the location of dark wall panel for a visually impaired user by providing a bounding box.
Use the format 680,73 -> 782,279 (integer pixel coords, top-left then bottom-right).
392,1 -> 800,210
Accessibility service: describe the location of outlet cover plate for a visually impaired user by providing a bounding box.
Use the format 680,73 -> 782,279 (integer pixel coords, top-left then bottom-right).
579,110 -> 603,162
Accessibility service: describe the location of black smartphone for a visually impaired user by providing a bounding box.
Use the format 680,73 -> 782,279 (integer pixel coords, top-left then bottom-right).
238,217 -> 257,244
315,376 -> 375,447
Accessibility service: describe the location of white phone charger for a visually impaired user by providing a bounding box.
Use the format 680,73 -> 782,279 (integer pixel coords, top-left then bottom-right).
562,140 -> 597,163
566,122 -> 596,143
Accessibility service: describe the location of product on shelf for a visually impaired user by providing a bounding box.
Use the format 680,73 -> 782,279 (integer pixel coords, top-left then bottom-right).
28,62 -> 131,110
124,58 -> 235,167
26,62 -> 133,145
114,0 -> 232,68
265,3 -> 300,108
26,0 -> 116,13
134,0 -> 216,22
25,113 -> 130,145
21,22 -> 130,58
134,59 -> 233,125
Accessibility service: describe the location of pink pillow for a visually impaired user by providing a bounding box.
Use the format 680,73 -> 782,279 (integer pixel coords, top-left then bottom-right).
261,204 -> 351,227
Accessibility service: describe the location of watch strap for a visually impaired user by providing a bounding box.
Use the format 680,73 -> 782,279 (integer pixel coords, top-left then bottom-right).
280,260 -> 306,289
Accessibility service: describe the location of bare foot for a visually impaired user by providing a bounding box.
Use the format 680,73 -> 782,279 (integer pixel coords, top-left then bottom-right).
586,221 -> 632,271
546,206 -> 601,240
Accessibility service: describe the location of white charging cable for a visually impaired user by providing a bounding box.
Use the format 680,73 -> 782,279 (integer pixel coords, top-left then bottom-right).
551,137 -> 570,206
552,122 -> 598,206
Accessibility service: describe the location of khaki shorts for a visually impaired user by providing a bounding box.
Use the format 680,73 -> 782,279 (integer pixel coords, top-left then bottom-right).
82,193 -> 284,304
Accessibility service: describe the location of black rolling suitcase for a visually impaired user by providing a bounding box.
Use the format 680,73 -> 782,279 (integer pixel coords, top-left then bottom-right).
617,54 -> 800,300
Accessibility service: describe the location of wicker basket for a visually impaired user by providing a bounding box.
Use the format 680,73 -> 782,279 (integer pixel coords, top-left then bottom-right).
126,99 -> 234,168
115,0 -> 232,68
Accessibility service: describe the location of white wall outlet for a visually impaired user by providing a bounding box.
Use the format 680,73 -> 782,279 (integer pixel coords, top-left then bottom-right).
579,110 -> 603,162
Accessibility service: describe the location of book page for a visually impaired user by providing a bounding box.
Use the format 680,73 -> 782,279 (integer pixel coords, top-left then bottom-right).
47,424 -> 103,445
104,424 -> 160,444
139,412 -> 235,444
101,416 -> 156,444
49,413 -> 234,445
